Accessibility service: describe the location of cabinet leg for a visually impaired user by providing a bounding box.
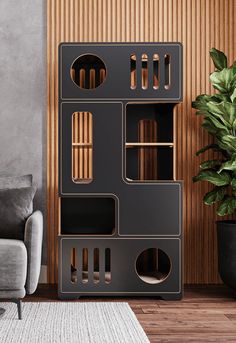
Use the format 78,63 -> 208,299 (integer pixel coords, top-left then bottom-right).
161,293 -> 182,301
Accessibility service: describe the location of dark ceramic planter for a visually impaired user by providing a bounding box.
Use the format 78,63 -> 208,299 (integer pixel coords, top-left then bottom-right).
217,220 -> 236,290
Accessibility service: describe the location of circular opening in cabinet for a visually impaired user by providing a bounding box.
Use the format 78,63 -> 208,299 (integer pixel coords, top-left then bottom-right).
135,248 -> 171,284
70,54 -> 107,89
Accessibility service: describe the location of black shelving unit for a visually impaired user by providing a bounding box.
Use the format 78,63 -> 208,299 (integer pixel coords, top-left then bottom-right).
58,43 -> 183,299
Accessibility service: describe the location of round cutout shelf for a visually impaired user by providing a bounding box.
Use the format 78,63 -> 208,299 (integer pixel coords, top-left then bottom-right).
70,54 -> 106,89
136,248 -> 171,284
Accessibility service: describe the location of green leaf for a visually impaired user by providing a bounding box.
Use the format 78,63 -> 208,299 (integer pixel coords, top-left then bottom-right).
202,119 -> 218,135
217,197 -> 236,216
231,178 -> 236,189
196,143 -> 222,156
193,170 -> 231,186
204,113 -> 229,132
211,94 -> 231,103
207,102 -> 236,128
218,158 -> 236,173
221,135 -> 236,152
210,68 -> 235,93
210,48 -> 227,71
230,88 -> 236,103
192,94 -> 212,115
200,159 -> 222,170
203,187 -> 226,205
206,102 -> 231,128
232,118 -> 236,131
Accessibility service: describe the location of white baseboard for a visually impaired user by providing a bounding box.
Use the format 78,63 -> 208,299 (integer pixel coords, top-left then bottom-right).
39,265 -> 47,283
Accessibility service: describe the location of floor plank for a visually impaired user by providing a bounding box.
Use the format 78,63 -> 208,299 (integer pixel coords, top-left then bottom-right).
23,284 -> 236,343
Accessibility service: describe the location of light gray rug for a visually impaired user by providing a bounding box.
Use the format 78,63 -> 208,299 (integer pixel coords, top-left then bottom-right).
0,302 -> 150,343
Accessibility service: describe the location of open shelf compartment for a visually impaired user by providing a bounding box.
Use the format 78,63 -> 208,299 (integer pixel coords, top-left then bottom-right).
60,196 -> 116,235
125,103 -> 176,181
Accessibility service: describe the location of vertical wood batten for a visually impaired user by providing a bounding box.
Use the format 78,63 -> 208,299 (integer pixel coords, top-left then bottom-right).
47,0 -> 236,284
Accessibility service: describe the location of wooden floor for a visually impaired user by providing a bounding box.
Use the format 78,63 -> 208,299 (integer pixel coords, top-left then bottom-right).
25,285 -> 236,343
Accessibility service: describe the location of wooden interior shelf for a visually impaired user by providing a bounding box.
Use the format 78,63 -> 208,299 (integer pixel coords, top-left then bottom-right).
126,142 -> 174,148
125,103 -> 176,181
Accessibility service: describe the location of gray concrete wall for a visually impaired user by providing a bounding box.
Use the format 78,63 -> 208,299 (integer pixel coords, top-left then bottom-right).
0,1 -> 47,267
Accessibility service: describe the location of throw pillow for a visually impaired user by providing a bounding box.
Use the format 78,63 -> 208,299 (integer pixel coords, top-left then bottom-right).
0,185 -> 37,240
0,174 -> 32,189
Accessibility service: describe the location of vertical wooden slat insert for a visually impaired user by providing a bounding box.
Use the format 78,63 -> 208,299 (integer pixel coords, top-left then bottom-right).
79,68 -> 85,88
153,54 -> 159,89
48,0 -> 236,284
141,53 -> 148,89
74,112 -> 79,180
138,119 -> 158,180
94,248 -> 100,284
70,68 -> 75,82
130,54 -> 137,89
82,248 -> 88,283
71,248 -> 77,283
89,68 -> 96,89
83,112 -> 88,179
72,111 -> 93,183
100,68 -> 106,84
89,112 -> 92,180
79,112 -> 83,179
164,54 -> 171,89
105,248 -> 111,284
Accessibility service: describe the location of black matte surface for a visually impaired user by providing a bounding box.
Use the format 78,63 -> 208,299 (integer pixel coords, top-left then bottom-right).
61,197 -> 116,235
58,43 -> 183,298
59,237 -> 181,295
126,103 -> 174,143
59,43 -> 182,101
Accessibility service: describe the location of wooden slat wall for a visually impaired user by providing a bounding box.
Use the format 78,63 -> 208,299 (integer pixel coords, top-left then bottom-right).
47,0 -> 236,284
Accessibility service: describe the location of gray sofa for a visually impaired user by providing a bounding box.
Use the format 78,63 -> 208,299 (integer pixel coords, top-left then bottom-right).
0,175 -> 43,319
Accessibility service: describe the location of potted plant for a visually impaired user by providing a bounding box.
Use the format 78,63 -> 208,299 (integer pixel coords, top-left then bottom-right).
192,48 -> 236,290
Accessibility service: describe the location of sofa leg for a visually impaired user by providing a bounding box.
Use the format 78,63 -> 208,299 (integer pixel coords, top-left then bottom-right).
12,299 -> 22,320
17,299 -> 22,320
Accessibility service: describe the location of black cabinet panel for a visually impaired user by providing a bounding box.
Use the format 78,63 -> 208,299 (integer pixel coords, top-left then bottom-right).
119,184 -> 181,236
59,43 -> 182,101
58,43 -> 183,299
59,237 -> 181,296
59,102 -> 123,194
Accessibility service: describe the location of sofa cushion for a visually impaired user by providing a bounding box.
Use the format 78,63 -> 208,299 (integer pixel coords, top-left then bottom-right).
0,239 -> 27,291
0,186 -> 36,240
0,174 -> 32,189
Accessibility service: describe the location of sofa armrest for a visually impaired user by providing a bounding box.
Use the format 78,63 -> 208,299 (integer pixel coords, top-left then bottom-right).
24,210 -> 43,294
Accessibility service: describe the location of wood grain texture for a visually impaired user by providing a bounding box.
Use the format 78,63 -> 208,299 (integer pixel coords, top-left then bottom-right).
26,285 -> 236,342
47,0 -> 236,284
